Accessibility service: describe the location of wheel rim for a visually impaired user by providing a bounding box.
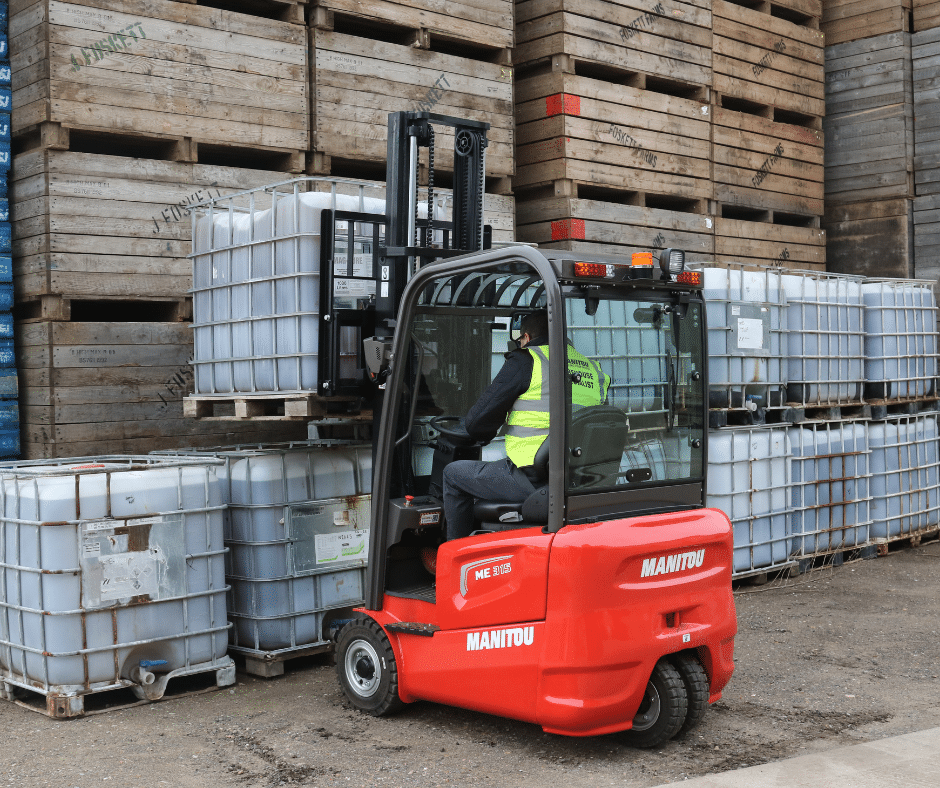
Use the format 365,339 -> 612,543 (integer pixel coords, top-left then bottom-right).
632,679 -> 662,732
344,638 -> 381,699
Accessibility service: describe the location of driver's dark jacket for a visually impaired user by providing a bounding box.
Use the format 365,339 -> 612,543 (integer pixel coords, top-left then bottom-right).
463,336 -> 548,449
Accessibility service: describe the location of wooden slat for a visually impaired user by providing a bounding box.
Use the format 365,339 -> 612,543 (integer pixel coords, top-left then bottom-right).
822,0 -> 910,46
824,198 -> 913,278
714,216 -> 825,269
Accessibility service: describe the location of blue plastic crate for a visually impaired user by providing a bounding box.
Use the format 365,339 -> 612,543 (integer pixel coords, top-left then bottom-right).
0,88 -> 8,114
0,222 -> 9,254
0,65 -> 8,89
0,339 -> 14,368
0,36 -> 7,64
0,431 -> 19,460
0,311 -> 11,339
0,198 -> 8,221
0,141 -> 9,173
0,370 -> 15,399
0,113 -> 8,142
0,254 -> 9,283
0,399 -> 18,429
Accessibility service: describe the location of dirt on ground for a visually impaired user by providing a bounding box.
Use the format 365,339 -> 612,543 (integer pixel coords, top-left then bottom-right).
2,539 -> 940,788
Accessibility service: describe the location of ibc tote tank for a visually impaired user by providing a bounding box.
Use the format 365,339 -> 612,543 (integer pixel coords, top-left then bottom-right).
787,422 -> 871,556
707,426 -> 792,576
861,279 -> 939,401
191,181 -> 386,395
694,263 -> 787,417
0,457 -> 232,717
781,271 -> 864,406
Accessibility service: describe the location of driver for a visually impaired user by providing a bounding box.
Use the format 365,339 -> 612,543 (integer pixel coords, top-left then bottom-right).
435,311 -> 610,551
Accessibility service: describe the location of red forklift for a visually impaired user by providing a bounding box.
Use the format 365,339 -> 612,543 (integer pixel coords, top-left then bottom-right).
325,112 -> 736,746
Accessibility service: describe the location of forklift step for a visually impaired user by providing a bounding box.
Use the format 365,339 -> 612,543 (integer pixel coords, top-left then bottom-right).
384,622 -> 440,638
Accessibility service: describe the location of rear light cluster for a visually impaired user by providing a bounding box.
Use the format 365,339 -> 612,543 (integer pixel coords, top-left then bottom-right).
676,271 -> 702,286
573,262 -> 616,278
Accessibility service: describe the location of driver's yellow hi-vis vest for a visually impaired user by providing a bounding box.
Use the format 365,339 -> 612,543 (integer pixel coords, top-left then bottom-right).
505,345 -> 611,467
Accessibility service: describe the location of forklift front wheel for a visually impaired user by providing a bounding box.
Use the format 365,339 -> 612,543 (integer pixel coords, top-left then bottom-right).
623,659 -> 688,748
336,618 -> 405,716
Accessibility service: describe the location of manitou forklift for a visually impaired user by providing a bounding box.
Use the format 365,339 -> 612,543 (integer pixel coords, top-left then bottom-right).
326,112 -> 736,746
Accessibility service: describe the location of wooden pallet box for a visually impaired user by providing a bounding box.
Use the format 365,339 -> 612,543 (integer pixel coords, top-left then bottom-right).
514,71 -> 712,204
914,0 -> 940,32
714,216 -> 825,269
713,107 -> 824,217
310,0 -> 514,50
823,0 -> 911,46
914,27 -> 940,196
10,0 -> 308,154
16,320 -> 305,458
310,29 -> 514,178
514,0 -> 713,88
914,193 -> 940,282
825,198 -> 913,279
713,0 -> 824,120
824,33 -> 914,204
515,195 -> 715,258
10,150 -> 290,305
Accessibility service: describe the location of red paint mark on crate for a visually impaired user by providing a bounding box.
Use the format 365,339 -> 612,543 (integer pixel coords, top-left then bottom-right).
545,93 -> 581,116
551,219 -> 585,240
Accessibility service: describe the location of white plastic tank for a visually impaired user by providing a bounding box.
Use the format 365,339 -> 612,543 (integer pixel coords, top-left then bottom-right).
867,414 -> 940,539
695,264 -> 787,414
707,426 -> 791,575
861,279 -> 939,401
781,271 -> 864,406
154,443 -> 372,654
0,457 -> 231,706
192,182 -> 386,395
787,422 -> 871,555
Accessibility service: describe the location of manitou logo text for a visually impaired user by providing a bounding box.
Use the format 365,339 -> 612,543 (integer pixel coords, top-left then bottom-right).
466,626 -> 535,651
641,549 -> 706,577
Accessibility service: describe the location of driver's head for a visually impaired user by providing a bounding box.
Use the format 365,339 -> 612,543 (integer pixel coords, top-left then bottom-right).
520,312 -> 548,347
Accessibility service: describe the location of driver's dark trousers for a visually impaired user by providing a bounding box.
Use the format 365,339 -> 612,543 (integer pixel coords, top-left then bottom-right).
442,457 -> 536,540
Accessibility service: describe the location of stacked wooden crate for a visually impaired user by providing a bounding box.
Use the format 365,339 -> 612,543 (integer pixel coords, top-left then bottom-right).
823,28 -> 915,278
513,0 -> 715,258
711,0 -> 825,270
307,0 -> 516,241
10,0 -> 309,458
913,3 -> 940,285
512,0 -> 825,270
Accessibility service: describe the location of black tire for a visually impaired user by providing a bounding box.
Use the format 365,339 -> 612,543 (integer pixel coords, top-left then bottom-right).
623,659 -> 688,748
670,653 -> 710,735
335,618 -> 405,716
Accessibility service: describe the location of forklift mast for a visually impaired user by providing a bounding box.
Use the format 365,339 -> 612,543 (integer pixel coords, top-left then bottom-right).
375,112 -> 490,339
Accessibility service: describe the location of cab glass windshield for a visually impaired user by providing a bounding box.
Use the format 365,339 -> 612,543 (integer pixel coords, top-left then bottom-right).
564,293 -> 705,493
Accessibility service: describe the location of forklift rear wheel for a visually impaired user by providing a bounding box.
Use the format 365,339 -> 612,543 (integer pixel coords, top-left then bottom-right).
623,659 -> 688,748
336,618 -> 405,716
670,653 -> 710,735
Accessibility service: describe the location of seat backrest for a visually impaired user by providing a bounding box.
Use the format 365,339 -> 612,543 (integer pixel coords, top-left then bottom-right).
530,434 -> 550,485
569,405 -> 629,488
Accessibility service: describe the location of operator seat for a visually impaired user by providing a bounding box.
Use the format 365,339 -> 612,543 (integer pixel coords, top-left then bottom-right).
472,439 -> 550,530
568,405 -> 630,488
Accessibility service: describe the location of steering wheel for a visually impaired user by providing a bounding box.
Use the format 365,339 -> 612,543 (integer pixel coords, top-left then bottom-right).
430,415 -> 476,445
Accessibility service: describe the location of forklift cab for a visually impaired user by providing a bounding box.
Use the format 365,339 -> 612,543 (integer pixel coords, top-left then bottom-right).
370,245 -> 709,606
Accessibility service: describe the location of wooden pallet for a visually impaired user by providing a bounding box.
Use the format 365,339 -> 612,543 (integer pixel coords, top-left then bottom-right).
235,643 -> 333,679
310,28 -> 514,179
914,28 -> 940,197
824,198 -> 913,279
713,106 -> 824,218
10,0 -> 308,151
173,0 -> 307,24
185,393 -> 374,421
822,0 -> 911,47
515,69 -> 711,202
10,149 -> 291,302
914,0 -> 940,32
514,0 -> 713,87
825,33 -> 914,205
874,527 -> 940,554
516,195 -> 714,257
16,321 -> 307,459
310,0 -> 514,50
2,659 -> 236,719
713,0 -> 824,121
